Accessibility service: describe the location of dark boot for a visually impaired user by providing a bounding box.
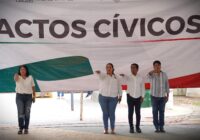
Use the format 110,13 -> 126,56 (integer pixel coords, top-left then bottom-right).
130,127 -> 134,133
136,127 -> 142,133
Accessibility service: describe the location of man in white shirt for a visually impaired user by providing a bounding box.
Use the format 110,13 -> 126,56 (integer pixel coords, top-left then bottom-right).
120,63 -> 145,133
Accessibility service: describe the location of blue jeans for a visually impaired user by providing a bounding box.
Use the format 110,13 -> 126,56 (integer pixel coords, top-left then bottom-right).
151,96 -> 166,130
16,93 -> 32,130
57,91 -> 64,97
99,94 -> 118,129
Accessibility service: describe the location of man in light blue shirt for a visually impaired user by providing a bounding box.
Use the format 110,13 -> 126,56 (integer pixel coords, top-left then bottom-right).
148,60 -> 169,133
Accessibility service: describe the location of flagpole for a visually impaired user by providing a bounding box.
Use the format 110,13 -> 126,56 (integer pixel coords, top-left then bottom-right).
80,92 -> 83,121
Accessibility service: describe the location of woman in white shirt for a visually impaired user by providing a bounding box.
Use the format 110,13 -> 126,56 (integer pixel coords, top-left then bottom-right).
14,65 -> 36,135
96,63 -> 122,134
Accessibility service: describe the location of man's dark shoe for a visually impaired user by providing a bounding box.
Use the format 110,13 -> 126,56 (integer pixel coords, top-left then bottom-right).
130,128 -> 134,133
24,129 -> 29,134
160,128 -> 166,133
136,127 -> 142,133
18,129 -> 23,135
155,129 -> 160,133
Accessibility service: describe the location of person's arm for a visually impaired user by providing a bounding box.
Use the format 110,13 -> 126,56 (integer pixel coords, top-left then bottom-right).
95,70 -> 106,80
148,70 -> 154,78
141,78 -> 145,103
117,78 -> 123,103
95,70 -> 101,74
32,86 -> 36,103
14,73 -> 19,82
146,70 -> 155,83
165,74 -> 170,102
119,74 -> 129,81
31,76 -> 36,103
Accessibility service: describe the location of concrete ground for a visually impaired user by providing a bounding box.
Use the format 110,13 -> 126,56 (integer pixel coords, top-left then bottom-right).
0,93 -> 200,140
0,124 -> 200,140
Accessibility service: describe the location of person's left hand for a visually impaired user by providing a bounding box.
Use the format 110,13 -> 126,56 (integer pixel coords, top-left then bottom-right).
165,96 -> 169,103
140,97 -> 144,103
32,97 -> 36,103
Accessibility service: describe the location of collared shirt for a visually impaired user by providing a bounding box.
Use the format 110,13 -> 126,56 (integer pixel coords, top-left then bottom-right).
148,71 -> 169,97
97,73 -> 122,97
123,74 -> 145,98
15,75 -> 35,94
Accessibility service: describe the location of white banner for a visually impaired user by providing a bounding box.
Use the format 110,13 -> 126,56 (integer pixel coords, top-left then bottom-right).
0,0 -> 200,92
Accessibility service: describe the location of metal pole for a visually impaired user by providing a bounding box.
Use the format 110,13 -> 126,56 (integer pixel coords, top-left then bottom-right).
80,92 -> 83,121
71,93 -> 74,111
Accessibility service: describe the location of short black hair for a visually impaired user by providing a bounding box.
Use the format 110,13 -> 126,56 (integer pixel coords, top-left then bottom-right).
18,65 -> 30,77
131,63 -> 139,69
153,60 -> 161,66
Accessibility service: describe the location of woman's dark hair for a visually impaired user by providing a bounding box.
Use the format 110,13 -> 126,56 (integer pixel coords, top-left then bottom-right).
153,60 -> 161,66
18,65 -> 30,77
131,63 -> 139,69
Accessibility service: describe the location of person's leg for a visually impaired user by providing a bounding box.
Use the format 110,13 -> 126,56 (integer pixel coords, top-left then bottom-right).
86,91 -> 93,98
135,97 -> 142,133
108,96 -> 118,134
127,94 -> 134,133
159,97 -> 166,132
151,96 -> 159,132
57,92 -> 60,98
61,92 -> 64,98
99,94 -> 109,133
24,94 -> 32,133
16,94 -> 25,134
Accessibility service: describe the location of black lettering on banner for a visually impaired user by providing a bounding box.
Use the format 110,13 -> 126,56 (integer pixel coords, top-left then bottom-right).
166,16 -> 185,35
71,20 -> 86,38
120,18 -> 138,37
187,15 -> 200,33
16,0 -> 33,3
113,14 -> 119,37
148,17 -> 164,36
49,20 -> 69,38
15,19 -> 32,38
0,19 -> 15,37
94,19 -> 111,38
33,20 -> 49,38
140,18 -> 146,36
0,15 -> 199,39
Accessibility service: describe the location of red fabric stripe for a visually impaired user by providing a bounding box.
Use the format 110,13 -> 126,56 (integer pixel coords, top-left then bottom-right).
169,73 -> 200,88
132,37 -> 200,43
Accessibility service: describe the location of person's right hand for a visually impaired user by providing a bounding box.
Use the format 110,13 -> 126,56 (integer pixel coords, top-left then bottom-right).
149,70 -> 155,75
95,70 -> 101,74
14,73 -> 19,81
165,95 -> 169,103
